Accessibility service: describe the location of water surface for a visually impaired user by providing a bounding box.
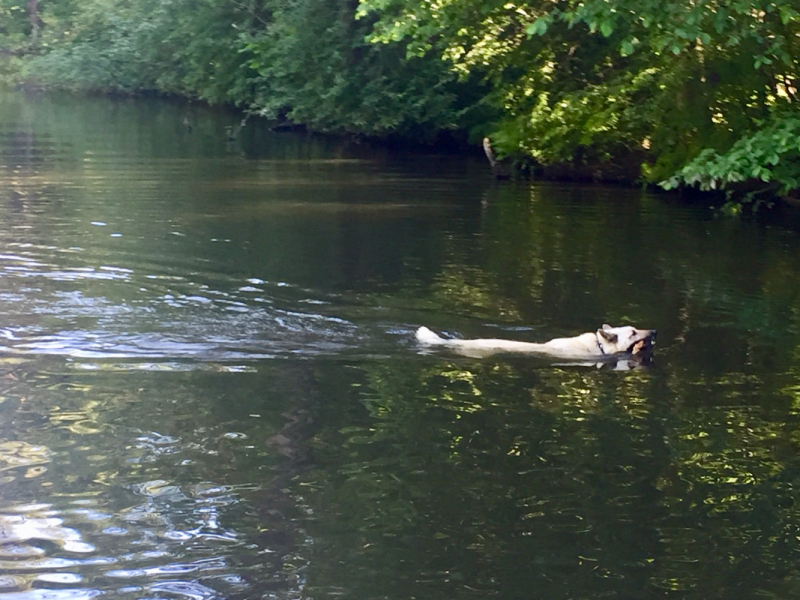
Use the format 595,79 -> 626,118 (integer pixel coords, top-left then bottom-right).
1,90 -> 800,599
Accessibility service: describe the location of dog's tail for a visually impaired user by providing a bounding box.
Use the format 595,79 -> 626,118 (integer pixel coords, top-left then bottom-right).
416,326 -> 446,345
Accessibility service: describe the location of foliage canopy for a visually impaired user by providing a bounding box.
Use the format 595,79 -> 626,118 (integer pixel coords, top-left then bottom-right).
0,0 -> 798,202
359,0 -> 800,197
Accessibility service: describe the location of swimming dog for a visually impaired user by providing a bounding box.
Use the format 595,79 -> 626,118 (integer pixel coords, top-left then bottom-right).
416,324 -> 656,360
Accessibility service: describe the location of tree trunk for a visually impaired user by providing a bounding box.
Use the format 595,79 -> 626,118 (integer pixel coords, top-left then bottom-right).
28,0 -> 39,44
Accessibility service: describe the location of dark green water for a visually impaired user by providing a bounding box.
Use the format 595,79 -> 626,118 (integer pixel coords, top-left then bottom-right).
2,90 -> 800,599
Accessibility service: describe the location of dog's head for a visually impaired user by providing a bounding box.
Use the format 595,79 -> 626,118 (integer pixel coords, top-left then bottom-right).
596,324 -> 657,356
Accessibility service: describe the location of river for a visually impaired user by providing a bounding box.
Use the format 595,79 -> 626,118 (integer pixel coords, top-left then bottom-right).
1,89 -> 800,599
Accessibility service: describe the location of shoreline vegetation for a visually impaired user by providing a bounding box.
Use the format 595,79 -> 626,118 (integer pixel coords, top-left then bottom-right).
1,0 -> 798,212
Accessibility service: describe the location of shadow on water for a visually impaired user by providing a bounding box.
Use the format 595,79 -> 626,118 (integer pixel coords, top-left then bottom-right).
3,89 -> 800,599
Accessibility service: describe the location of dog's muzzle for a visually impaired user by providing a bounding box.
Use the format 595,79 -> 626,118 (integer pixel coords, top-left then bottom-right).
630,330 -> 657,355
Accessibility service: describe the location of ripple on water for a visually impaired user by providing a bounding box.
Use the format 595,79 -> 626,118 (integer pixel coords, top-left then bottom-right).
0,512 -> 95,553
0,442 -> 50,483
0,476 -> 259,597
0,242 -> 365,364
0,575 -> 26,591
0,502 -> 108,597
0,591 -> 102,600
1,301 -> 360,364
33,573 -> 83,585
148,580 -> 220,600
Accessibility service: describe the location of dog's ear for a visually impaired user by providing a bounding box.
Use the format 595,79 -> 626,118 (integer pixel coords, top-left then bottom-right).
602,324 -> 612,331
597,328 -> 618,344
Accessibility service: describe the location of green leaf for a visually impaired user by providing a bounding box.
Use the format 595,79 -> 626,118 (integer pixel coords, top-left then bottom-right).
780,6 -> 799,24
600,21 -> 614,37
526,17 -> 550,37
620,39 -> 634,56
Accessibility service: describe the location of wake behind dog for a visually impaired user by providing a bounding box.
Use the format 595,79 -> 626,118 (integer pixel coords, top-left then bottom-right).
416,324 -> 656,361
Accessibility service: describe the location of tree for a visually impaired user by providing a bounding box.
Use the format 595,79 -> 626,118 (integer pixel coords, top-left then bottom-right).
359,0 -> 800,199
243,0 -> 487,139
0,0 -> 33,50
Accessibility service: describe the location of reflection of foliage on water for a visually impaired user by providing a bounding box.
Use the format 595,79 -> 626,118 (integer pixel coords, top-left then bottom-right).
293,358 -> 654,596
431,267 -> 521,323
290,352 -> 800,598
0,440 -> 50,482
650,400 -> 800,592
402,186 -> 800,376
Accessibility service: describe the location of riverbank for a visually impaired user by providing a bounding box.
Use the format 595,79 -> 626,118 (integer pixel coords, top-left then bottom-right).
3,0 -> 799,209
2,0 -> 797,217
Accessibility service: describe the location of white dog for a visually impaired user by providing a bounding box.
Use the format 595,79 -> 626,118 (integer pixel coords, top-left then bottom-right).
416,324 -> 656,360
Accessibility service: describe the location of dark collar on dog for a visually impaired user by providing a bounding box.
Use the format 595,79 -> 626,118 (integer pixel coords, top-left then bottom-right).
595,333 -> 606,355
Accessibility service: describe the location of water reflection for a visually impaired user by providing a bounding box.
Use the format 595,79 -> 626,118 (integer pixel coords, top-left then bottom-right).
0,241 -> 364,359
3,88 -> 800,599
0,357 -> 311,599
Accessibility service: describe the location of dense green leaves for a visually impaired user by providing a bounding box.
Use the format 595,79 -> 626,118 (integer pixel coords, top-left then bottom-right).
662,116 -> 800,212
0,0 -> 30,47
1,0 -> 799,204
242,0 -> 480,137
2,0 -> 479,141
359,0 -> 800,201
